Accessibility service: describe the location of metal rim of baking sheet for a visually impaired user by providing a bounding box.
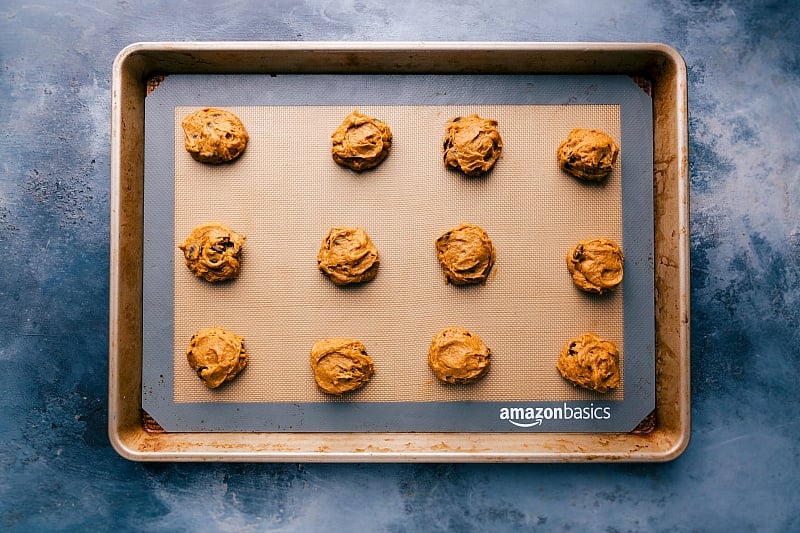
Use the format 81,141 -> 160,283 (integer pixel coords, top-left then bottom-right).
109,41 -> 690,462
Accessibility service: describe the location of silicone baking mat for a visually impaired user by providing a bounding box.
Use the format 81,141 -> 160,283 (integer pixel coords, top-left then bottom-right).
143,74 -> 654,432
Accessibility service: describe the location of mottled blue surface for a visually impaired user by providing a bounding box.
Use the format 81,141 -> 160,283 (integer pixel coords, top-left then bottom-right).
1,1 -> 798,531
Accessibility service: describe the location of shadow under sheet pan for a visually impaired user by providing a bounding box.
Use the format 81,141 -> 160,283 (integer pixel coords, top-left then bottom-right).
110,42 -> 689,461
144,74 -> 653,433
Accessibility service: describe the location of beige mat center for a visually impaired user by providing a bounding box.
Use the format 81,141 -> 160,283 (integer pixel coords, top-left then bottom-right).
173,104 -> 623,403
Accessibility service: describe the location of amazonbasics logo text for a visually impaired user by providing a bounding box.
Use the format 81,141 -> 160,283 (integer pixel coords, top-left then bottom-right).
499,403 -> 611,427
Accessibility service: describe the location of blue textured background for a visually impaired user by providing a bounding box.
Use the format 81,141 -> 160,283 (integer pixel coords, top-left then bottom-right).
1,1 -> 798,531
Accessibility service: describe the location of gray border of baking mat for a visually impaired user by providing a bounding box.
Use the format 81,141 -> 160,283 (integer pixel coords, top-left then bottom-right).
143,74 -> 654,432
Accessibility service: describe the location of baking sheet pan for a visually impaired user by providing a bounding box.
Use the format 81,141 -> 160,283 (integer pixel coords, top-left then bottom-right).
110,42 -> 689,461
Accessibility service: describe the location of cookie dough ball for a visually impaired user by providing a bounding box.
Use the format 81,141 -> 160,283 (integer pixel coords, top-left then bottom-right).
310,338 -> 375,395
331,109 -> 392,171
186,326 -> 248,388
428,326 -> 492,384
317,226 -> 380,285
181,107 -> 248,164
179,222 -> 246,283
436,223 -> 496,285
557,128 -> 619,181
443,114 -> 503,176
557,333 -> 620,393
566,238 -> 624,294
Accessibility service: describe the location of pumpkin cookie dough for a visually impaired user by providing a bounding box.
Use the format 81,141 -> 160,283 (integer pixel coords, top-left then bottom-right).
435,223 -> 496,285
317,226 -> 380,285
557,128 -> 619,181
179,222 -> 246,283
186,326 -> 248,388
443,114 -> 503,176
566,238 -> 624,294
181,107 -> 248,164
557,333 -> 620,393
310,338 -> 375,395
428,326 -> 492,384
331,109 -> 393,171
